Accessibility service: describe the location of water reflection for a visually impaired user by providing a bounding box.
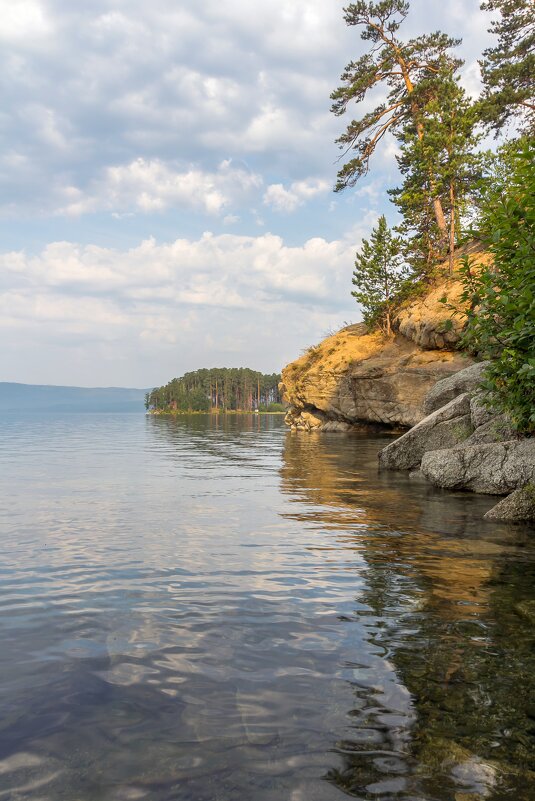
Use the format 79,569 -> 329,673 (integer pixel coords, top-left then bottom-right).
281,431 -> 535,799
0,414 -> 534,801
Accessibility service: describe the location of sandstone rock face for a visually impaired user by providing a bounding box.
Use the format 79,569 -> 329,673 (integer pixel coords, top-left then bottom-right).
423,362 -> 489,415
281,325 -> 472,431
484,484 -> 535,521
420,439 -> 535,495
281,254 -> 495,433
394,248 -> 493,350
378,393 -> 473,470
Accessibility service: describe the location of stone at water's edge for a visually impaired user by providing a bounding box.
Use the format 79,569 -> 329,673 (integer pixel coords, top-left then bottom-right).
423,362 -> 489,415
420,439 -> 535,495
463,414 -> 519,446
484,485 -> 535,521
378,393 -> 474,471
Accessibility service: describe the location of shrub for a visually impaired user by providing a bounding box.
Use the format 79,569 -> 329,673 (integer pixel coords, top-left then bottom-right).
454,140 -> 535,431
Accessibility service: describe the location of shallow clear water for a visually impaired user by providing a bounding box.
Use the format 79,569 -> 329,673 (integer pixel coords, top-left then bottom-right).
1,412 -> 535,801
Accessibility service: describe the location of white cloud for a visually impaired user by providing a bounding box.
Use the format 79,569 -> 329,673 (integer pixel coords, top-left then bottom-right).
0,0 -> 51,42
263,178 -> 330,212
55,158 -> 263,217
0,0 -> 496,222
0,230 -> 364,384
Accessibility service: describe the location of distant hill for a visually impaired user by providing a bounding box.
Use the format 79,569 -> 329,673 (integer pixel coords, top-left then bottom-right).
0,383 -> 147,413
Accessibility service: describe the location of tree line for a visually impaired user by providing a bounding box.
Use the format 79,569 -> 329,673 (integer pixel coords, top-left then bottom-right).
335,0 -> 534,430
146,368 -> 283,413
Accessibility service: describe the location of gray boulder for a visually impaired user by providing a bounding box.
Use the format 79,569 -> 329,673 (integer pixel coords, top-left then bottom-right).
423,362 -> 489,415
484,484 -> 535,521
421,439 -> 535,495
378,393 -> 473,471
470,392 -> 495,429
464,414 -> 519,446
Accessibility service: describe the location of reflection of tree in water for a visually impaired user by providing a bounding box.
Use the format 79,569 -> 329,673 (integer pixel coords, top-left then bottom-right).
280,431 -> 535,799
146,411 -> 280,467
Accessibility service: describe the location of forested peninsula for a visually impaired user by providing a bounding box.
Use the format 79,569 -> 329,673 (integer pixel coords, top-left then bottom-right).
146,368 -> 284,414
281,0 -> 534,521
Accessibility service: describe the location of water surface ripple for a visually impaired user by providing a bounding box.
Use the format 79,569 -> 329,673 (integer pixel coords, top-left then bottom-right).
1,412 -> 534,800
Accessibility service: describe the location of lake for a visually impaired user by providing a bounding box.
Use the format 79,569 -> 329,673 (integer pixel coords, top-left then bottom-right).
1,412 -> 534,800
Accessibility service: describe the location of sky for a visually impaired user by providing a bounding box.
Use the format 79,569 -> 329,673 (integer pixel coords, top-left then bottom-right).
0,0 -> 495,388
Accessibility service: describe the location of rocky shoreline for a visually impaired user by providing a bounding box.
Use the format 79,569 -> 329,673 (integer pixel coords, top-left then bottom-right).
280,256 -> 534,522
378,362 -> 535,521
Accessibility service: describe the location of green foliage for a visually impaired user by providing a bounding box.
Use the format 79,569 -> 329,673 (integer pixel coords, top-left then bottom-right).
259,402 -> 286,413
449,141 -> 535,431
147,368 -> 282,413
479,0 -> 535,133
352,215 -> 410,334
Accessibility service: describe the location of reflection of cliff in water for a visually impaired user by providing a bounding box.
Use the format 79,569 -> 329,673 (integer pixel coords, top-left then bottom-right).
280,431 -> 535,799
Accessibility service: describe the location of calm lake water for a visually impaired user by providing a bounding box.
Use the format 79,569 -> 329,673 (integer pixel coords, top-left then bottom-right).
1,412 -> 535,801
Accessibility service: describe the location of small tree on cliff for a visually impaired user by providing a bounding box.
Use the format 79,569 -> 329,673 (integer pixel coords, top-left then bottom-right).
352,216 -> 409,336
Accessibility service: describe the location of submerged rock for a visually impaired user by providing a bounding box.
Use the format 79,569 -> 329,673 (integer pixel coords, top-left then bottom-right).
515,600 -> 535,625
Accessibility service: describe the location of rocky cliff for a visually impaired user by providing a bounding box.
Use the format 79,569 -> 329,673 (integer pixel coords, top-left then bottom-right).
280,252 -> 493,432
280,249 -> 534,521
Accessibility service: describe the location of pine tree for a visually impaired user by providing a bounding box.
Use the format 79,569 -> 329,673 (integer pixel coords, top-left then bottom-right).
330,1 -> 463,238
390,71 -> 482,274
352,216 -> 409,336
479,0 -> 535,133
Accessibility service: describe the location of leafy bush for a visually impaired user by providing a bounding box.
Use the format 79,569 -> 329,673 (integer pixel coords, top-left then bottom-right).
453,140 -> 535,432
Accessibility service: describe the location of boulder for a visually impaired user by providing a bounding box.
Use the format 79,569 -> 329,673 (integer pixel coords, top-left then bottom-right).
378,393 -> 473,471
470,392 -> 495,429
423,362 -> 489,415
421,439 -> 535,495
464,415 -> 519,446
484,484 -> 535,521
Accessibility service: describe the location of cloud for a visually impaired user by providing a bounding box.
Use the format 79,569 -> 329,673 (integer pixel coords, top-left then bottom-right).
0,229 -> 366,384
263,178 -> 330,212
0,0 -> 52,42
0,0 -> 494,223
57,158 -> 262,217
